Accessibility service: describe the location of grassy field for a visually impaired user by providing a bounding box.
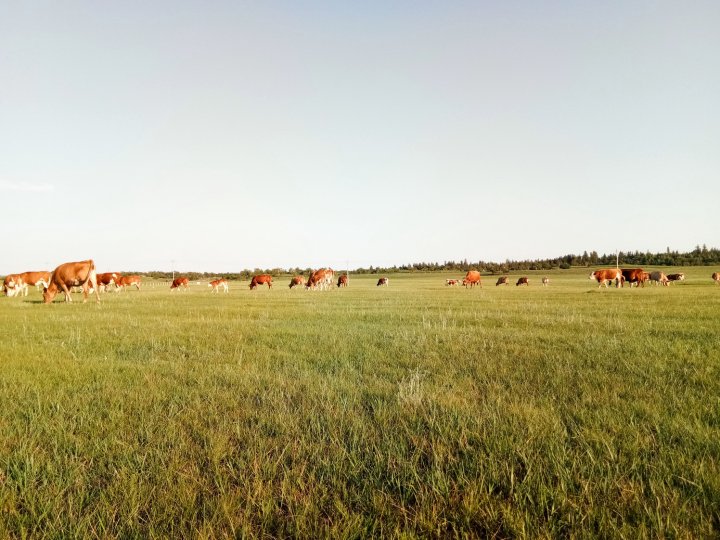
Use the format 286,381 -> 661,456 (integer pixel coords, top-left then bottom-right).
1,267 -> 719,538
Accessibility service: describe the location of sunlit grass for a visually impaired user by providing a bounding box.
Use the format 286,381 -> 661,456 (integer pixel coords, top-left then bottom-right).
1,268 -> 718,537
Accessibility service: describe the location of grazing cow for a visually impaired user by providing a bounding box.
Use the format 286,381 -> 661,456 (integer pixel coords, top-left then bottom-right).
95,272 -> 119,293
621,268 -> 646,288
116,275 -> 142,291
590,268 -> 622,288
649,271 -> 669,286
288,276 -> 305,289
666,273 -> 685,283
446,279 -> 461,286
337,275 -> 348,287
542,277 -> 550,287
713,272 -> 720,284
495,277 -> 509,286
2,271 -> 52,297
171,277 -> 190,291
43,260 -> 100,304
208,278 -> 228,293
516,277 -> 529,286
376,277 -> 389,287
249,274 -> 272,290
463,270 -> 482,288
306,268 -> 335,290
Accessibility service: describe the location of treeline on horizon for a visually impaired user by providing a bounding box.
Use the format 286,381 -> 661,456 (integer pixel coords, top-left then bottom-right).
132,245 -> 720,281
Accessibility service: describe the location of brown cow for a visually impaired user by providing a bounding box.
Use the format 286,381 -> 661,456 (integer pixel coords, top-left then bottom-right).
116,275 -> 142,291
590,268 -> 622,288
337,275 -> 348,287
516,277 -> 529,286
250,274 -> 272,290
171,277 -> 189,291
713,272 -> 720,284
288,276 -> 305,289
495,277 -> 509,286
463,270 -> 482,288
43,260 -> 100,304
621,268 -> 645,288
3,271 -> 51,297
376,277 -> 389,287
208,278 -> 228,293
95,272 -> 119,293
307,269 -> 334,290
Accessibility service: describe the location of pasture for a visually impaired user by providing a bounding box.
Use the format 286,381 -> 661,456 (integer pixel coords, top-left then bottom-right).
1,268 -> 718,537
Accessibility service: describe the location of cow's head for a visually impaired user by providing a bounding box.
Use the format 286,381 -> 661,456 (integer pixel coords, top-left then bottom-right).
589,272 -> 598,281
42,285 -> 57,304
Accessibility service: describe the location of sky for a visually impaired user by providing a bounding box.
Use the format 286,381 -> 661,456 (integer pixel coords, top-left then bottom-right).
1,0 -> 718,273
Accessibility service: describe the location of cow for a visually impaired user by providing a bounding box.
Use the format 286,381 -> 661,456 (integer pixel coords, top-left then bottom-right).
288,276 -> 305,289
306,268 -> 334,291
463,270 -> 482,288
713,272 -> 720,284
43,260 -> 100,304
2,271 -> 52,297
95,272 -> 119,293
208,278 -> 228,293
446,279 -> 461,286
516,277 -> 529,286
171,277 -> 189,291
542,277 -> 550,287
116,275 -> 142,291
495,277 -> 509,286
649,271 -> 669,286
621,268 -> 646,288
249,274 -> 272,290
337,275 -> 348,287
376,277 -> 389,287
666,273 -> 685,283
590,268 -> 622,288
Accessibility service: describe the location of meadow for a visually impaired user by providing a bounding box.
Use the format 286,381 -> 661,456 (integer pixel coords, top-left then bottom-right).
0,267 -> 718,538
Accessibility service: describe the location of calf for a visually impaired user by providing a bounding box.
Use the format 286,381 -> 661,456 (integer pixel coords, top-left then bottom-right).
209,278 -> 228,293
666,273 -> 685,283
289,276 -> 305,289
337,275 -> 348,287
542,277 -> 550,287
376,277 -> 389,287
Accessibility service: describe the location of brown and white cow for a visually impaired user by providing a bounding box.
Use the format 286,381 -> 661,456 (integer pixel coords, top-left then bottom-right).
516,277 -> 529,286
94,272 -> 119,293
495,277 -> 509,286
376,277 -> 389,287
171,277 -> 190,291
43,260 -> 100,304
208,278 -> 228,293
3,271 -> 52,297
446,279 -> 461,286
116,275 -> 142,291
463,270 -> 482,288
713,272 -> 720,284
249,274 -> 272,290
337,275 -> 348,287
288,276 -> 305,289
542,277 -> 550,287
307,269 -> 334,290
621,268 -> 646,288
590,268 -> 622,288
666,273 -> 685,283
649,271 -> 669,286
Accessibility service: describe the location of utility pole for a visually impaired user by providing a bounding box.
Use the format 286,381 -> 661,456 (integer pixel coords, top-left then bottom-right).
171,259 -> 175,281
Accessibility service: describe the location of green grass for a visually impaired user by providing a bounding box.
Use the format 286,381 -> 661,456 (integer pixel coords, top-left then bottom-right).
1,268 -> 719,537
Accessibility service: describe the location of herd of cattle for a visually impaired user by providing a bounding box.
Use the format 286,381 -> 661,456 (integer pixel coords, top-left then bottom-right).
2,260 -> 720,303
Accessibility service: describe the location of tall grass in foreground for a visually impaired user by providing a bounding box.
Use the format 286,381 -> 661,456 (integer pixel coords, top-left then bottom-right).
0,268 -> 718,537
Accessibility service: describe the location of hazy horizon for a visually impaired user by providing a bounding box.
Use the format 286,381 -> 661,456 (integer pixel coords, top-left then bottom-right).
2,1 -> 718,274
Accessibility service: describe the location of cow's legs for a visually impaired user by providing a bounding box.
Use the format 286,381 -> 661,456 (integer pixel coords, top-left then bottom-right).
60,283 -> 72,302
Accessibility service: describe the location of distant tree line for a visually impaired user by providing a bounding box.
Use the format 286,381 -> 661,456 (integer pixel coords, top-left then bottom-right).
125,245 -> 719,279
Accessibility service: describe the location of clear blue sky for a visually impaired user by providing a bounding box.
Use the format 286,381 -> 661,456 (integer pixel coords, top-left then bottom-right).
2,1 -> 718,273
